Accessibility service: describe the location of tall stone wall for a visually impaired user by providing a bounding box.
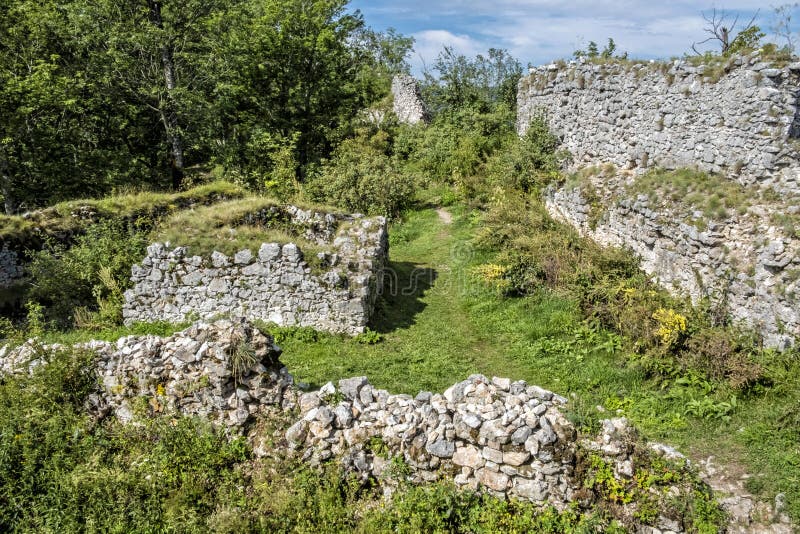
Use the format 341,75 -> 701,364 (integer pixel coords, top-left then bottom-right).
546,184 -> 799,349
392,74 -> 429,125
517,53 -> 800,194
517,52 -> 800,347
123,207 -> 388,335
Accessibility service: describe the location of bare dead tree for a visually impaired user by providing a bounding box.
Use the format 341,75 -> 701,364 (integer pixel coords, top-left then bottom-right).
772,3 -> 799,52
692,7 -> 761,55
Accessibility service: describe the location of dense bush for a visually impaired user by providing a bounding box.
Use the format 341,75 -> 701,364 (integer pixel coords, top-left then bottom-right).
0,344 -> 251,532
25,220 -> 149,329
482,115 -> 566,194
395,105 -> 516,187
312,133 -> 416,218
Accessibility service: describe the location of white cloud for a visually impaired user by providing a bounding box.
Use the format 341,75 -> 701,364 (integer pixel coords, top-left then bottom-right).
410,29 -> 487,73
350,0 -> 786,73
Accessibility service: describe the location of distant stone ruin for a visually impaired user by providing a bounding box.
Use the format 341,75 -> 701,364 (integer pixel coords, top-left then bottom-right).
123,205 -> 388,335
518,52 -> 800,347
392,74 -> 429,125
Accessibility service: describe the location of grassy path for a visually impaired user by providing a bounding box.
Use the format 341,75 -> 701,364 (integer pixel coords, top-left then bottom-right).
279,207 -> 638,404
278,206 -> 799,523
280,208 -> 505,392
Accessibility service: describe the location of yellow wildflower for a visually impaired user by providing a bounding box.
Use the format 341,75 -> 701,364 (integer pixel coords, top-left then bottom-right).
652,308 -> 687,346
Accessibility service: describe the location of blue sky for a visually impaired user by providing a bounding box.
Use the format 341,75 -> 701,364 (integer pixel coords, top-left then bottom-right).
348,1 -> 789,74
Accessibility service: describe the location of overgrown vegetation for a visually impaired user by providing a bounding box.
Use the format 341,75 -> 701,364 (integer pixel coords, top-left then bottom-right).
1,5 -> 799,529
626,168 -> 753,222
0,181 -> 245,244
153,198 -> 321,258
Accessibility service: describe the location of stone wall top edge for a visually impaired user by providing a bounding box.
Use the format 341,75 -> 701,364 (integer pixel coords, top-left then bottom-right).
520,51 -> 800,87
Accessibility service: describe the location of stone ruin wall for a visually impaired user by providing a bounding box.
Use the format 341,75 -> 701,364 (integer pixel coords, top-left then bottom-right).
123,206 -> 388,336
517,53 -> 800,192
1,318 -> 789,532
517,52 -> 800,347
0,320 -> 713,532
0,245 -> 23,288
392,74 -> 429,125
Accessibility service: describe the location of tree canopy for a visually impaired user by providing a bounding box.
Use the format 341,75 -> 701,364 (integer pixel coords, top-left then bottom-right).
0,0 -> 412,212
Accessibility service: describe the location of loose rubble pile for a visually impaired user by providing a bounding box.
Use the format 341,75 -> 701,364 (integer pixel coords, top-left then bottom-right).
1,319 -> 794,532
123,205 -> 388,335
0,318 -> 296,428
287,374 -> 578,506
284,374 -> 732,533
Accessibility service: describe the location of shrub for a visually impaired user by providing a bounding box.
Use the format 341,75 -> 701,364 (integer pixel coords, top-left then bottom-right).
0,345 -> 251,532
313,137 -> 415,218
25,220 -> 149,329
652,308 -> 688,347
395,105 -> 516,187
683,328 -> 765,390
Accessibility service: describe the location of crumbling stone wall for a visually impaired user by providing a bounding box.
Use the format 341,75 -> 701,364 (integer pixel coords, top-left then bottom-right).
392,74 -> 429,125
1,319 -> 791,532
546,184 -> 799,349
0,318 -> 294,428
288,374 -> 578,505
517,52 -> 800,347
123,207 -> 388,335
0,321 -> 707,531
0,245 -> 23,288
517,52 -> 800,194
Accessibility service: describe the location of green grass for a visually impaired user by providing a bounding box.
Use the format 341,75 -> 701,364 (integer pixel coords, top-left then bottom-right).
626,168 -> 753,221
38,321 -> 191,346
0,181 -> 246,244
152,197 -> 332,259
272,206 -> 800,521
277,207 -> 640,405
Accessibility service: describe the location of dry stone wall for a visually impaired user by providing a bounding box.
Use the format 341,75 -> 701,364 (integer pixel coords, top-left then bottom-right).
288,374 -> 578,505
518,53 -> 800,347
0,245 -> 23,288
123,206 -> 388,335
517,52 -> 800,193
287,376 -> 735,532
0,320 -> 723,532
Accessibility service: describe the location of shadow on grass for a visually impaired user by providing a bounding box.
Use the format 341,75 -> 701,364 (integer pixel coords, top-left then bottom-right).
370,261 -> 438,333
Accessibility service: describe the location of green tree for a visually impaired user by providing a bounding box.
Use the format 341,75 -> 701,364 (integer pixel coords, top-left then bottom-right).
422,47 -> 522,115
72,0 -> 231,190
0,0 -> 93,212
214,0 -> 385,183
